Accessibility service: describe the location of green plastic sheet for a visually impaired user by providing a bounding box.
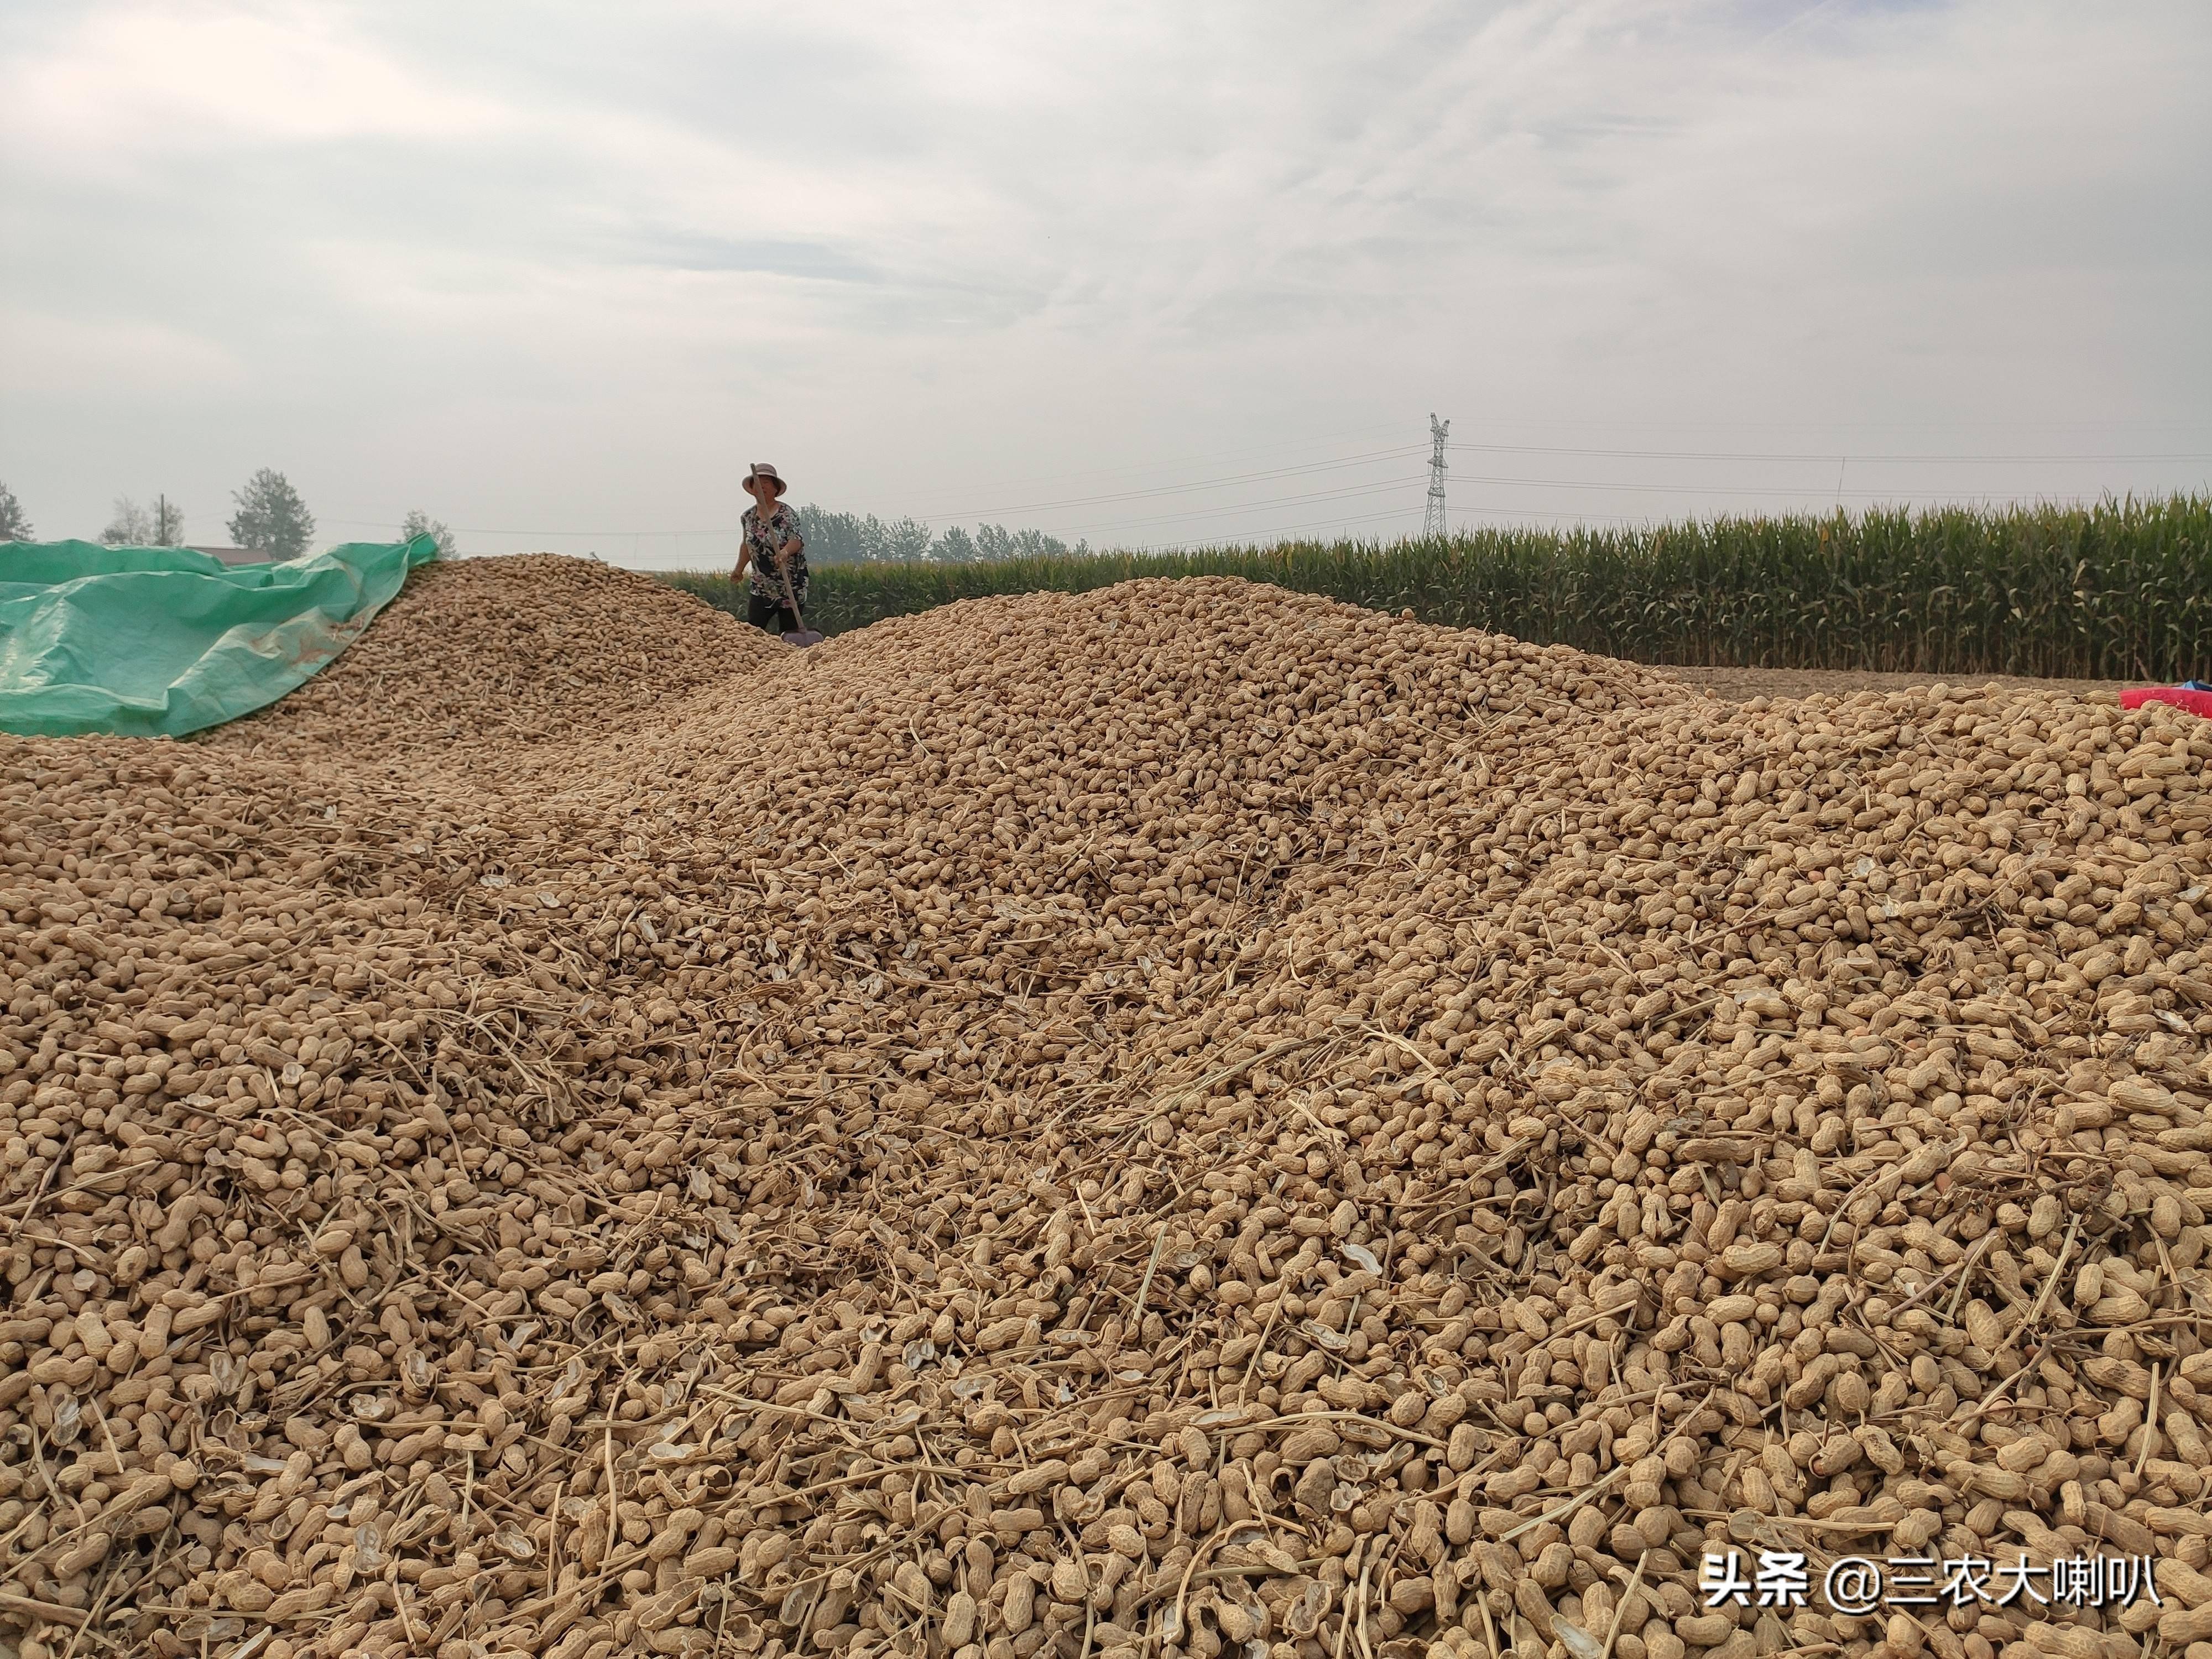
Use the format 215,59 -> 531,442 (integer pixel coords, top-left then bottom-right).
0,536 -> 436,739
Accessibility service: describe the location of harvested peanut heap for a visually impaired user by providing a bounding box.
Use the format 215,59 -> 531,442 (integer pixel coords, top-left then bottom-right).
204,555 -> 788,771
3,568 -> 2211,1659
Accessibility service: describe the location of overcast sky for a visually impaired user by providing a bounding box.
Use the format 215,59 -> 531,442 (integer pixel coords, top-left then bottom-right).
3,0 -> 2207,567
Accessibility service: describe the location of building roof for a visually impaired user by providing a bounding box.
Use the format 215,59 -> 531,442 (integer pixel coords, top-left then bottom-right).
188,545 -> 285,567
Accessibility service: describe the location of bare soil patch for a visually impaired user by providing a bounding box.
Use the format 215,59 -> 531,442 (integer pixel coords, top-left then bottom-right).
1655,662 -> 2131,703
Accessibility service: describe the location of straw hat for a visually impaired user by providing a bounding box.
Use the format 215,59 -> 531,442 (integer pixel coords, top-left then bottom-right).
743,463 -> 787,498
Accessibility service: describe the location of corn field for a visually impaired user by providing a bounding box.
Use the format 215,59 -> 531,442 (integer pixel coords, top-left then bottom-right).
666,493 -> 2212,680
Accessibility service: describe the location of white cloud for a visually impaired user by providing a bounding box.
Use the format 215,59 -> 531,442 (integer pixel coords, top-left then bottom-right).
0,0 -> 2205,556
0,2 -> 512,179
0,307 -> 248,397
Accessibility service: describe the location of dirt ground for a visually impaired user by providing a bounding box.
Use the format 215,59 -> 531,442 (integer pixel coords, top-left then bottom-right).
1652,663 -> 2132,703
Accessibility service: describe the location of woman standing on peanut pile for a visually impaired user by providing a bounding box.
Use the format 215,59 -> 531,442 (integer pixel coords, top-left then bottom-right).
734,462 -> 807,635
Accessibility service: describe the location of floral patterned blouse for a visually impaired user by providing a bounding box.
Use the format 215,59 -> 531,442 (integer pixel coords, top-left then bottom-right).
741,503 -> 808,603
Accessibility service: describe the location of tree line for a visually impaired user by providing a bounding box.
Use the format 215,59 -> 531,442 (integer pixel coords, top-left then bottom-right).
0,473 -> 457,561
789,505 -> 1089,565
91,471 -> 321,557
0,478 -> 1072,567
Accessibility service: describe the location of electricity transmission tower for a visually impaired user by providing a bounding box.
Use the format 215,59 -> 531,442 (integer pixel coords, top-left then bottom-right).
1422,414 -> 1449,539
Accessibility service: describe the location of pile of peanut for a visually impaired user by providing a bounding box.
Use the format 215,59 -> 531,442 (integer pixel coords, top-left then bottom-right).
2,561 -> 2208,1659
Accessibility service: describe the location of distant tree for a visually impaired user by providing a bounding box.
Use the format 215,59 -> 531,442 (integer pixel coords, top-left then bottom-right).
794,503 -> 1076,565
791,505 -> 872,565
227,469 -> 315,560
150,494 -> 184,545
101,497 -> 155,546
0,481 -> 35,542
1010,528 -> 1070,559
885,516 -> 933,562
857,514 -> 893,562
400,508 -> 457,558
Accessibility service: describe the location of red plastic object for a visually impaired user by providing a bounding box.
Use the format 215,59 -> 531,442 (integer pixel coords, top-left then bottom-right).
2120,687 -> 2212,718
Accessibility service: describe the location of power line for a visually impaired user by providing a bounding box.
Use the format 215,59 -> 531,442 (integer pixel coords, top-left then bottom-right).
340,423 -> 1427,539
1029,476 -> 1436,539
937,467 -> 2197,541
1128,497 -> 1660,552
1449,442 -> 2212,464
64,420 -> 2212,540
318,515 -> 722,538
1436,472 -> 2212,500
877,446 -> 1427,523
312,445 -> 1430,539
309,431 -> 2209,546
334,462 -> 2201,549
1439,415 -> 2212,435
888,417 -> 1418,503
875,432 -> 2210,526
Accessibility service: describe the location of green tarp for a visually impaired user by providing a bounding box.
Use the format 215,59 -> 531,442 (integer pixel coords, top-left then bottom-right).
0,536 -> 436,739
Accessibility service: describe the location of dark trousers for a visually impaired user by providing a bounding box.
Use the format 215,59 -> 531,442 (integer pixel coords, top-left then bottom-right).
747,587 -> 794,634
